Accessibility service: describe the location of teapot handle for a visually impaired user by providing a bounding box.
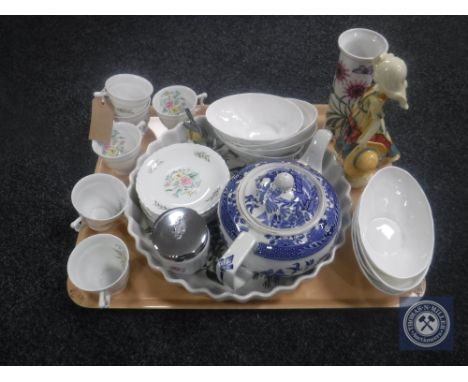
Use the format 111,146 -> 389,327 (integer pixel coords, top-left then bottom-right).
216,231 -> 257,291
299,129 -> 333,173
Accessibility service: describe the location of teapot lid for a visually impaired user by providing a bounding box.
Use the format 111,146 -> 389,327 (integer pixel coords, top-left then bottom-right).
151,207 -> 209,262
237,162 -> 326,235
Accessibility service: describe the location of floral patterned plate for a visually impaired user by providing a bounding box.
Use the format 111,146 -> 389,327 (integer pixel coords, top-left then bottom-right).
135,143 -> 230,221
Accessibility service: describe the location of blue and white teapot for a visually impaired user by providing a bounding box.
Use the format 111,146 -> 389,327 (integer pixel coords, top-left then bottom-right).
216,129 -> 341,290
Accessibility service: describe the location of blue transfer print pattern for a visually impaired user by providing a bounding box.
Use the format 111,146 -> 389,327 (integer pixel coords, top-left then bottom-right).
219,161 -> 340,262
217,254 -> 234,281
243,168 -> 320,230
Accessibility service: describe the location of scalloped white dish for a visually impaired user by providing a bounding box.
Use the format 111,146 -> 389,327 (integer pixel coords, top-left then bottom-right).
125,126 -> 352,302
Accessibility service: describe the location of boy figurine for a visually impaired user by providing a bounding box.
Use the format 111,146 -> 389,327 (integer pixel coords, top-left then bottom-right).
337,53 -> 409,188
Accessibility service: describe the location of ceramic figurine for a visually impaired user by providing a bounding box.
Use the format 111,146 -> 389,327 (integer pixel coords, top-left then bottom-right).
335,52 -> 409,188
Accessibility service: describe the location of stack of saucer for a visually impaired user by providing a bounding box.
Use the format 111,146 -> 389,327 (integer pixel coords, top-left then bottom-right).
136,143 -> 230,223
95,74 -> 154,125
352,166 -> 434,295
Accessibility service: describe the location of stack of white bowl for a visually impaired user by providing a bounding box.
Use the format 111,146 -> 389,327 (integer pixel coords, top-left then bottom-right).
352,166 -> 434,295
205,93 -> 318,161
94,74 -> 154,126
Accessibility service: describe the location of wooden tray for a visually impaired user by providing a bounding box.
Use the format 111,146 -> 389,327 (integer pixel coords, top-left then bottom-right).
67,105 -> 423,309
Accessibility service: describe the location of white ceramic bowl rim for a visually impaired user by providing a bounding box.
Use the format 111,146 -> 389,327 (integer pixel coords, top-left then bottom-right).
225,130 -> 314,152
219,135 -> 307,160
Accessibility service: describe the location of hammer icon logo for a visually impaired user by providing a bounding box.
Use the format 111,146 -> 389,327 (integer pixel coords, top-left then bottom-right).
418,314 -> 436,332
402,299 -> 451,349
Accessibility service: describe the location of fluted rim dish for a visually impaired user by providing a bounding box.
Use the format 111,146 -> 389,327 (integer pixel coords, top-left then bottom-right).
125,128 -> 352,302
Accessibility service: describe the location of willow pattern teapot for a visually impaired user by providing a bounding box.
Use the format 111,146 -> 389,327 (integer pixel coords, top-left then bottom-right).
216,129 -> 342,290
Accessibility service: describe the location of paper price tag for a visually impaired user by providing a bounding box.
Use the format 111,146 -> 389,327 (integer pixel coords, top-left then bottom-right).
89,96 -> 114,143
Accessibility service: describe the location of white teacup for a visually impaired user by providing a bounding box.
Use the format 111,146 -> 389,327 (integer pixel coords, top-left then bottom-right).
67,234 -> 130,308
70,174 -> 128,232
92,121 -> 145,175
113,99 -> 151,119
114,109 -> 150,126
94,74 -> 154,111
152,85 -> 207,128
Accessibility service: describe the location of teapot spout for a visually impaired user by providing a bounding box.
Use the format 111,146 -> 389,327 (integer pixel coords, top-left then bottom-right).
299,129 -> 333,173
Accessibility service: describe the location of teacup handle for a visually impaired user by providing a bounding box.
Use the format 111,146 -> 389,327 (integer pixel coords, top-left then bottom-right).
196,92 -> 207,106
136,120 -> 147,134
216,231 -> 257,291
70,216 -> 86,232
93,90 -> 108,99
99,290 -> 111,309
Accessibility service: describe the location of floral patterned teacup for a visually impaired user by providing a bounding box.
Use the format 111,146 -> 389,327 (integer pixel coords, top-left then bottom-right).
92,121 -> 146,175
152,85 -> 207,128
326,28 -> 388,134
67,234 -> 129,308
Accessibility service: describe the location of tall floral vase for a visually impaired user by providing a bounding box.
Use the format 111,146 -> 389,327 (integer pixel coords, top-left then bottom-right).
326,28 -> 388,158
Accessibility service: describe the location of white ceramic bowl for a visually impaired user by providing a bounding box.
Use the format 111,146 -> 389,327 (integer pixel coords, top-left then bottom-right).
357,166 -> 434,280
352,210 -> 426,295
224,131 -> 314,156
211,98 -> 317,159
214,98 -> 316,148
221,136 -> 307,162
206,93 -> 304,145
92,121 -> 144,175
233,98 -> 318,150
